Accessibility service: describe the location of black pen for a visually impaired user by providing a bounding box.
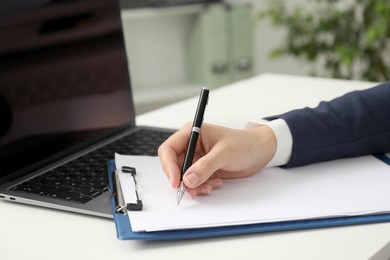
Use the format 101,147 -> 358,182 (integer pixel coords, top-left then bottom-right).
177,87 -> 209,205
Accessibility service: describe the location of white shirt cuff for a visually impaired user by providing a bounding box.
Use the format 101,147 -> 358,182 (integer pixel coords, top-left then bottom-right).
245,119 -> 292,167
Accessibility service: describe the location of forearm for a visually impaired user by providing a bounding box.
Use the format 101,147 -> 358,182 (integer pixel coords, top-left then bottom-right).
268,82 -> 390,167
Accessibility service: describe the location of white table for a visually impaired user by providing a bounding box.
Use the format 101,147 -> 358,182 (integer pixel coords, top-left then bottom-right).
1,74 -> 389,260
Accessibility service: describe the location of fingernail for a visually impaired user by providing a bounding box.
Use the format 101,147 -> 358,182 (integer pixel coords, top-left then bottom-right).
185,190 -> 193,199
185,173 -> 199,187
212,179 -> 223,189
199,188 -> 211,195
167,174 -> 175,188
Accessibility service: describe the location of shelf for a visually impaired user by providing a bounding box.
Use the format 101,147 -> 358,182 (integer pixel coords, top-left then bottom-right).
121,4 -> 204,20
133,83 -> 209,114
134,83 -> 207,104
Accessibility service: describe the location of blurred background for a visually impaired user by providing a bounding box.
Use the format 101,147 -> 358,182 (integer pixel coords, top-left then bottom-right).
119,0 -> 390,114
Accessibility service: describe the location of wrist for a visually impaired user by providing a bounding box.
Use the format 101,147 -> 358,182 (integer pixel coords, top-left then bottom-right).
247,125 -> 277,168
246,118 -> 292,167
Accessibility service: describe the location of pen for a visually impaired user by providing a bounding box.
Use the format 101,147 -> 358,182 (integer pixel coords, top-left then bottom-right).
177,87 -> 209,205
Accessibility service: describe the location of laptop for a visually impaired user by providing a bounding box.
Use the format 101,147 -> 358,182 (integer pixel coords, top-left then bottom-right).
0,0 -> 175,218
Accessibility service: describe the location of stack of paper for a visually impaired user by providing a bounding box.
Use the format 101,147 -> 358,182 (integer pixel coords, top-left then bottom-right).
115,153 -> 390,233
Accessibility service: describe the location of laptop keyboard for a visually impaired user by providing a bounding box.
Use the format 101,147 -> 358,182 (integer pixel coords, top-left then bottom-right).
10,128 -> 173,204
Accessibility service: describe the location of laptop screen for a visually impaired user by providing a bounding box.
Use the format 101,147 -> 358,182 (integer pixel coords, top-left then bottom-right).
0,0 -> 135,180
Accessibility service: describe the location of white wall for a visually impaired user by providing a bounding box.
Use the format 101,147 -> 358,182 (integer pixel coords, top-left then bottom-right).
121,10 -> 197,91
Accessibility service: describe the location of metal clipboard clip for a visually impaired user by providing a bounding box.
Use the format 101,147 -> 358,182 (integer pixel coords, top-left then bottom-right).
110,166 -> 143,214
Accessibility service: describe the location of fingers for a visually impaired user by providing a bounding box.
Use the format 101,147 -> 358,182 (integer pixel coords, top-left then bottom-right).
158,122 -> 192,188
158,122 -> 221,192
182,145 -> 226,188
185,178 -> 223,199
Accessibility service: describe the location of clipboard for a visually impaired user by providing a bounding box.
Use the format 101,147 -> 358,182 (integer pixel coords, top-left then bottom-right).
107,156 -> 390,241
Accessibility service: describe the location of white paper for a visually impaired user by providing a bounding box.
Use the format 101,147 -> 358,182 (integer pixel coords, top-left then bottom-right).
115,154 -> 390,232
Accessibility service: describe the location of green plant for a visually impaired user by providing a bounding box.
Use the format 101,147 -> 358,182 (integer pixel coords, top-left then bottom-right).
258,0 -> 390,82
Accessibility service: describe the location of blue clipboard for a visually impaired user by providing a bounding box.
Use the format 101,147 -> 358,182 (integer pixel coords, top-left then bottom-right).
107,158 -> 390,241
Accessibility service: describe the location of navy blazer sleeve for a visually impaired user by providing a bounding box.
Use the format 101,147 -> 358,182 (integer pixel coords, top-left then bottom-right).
267,81 -> 390,167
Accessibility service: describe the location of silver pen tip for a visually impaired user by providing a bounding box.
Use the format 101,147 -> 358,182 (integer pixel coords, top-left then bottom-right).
176,182 -> 186,206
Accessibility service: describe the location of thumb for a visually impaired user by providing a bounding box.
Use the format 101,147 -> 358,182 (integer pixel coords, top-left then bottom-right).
182,149 -> 223,189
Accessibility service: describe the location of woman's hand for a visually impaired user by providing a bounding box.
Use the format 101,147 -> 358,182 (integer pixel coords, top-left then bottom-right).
158,122 -> 276,198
